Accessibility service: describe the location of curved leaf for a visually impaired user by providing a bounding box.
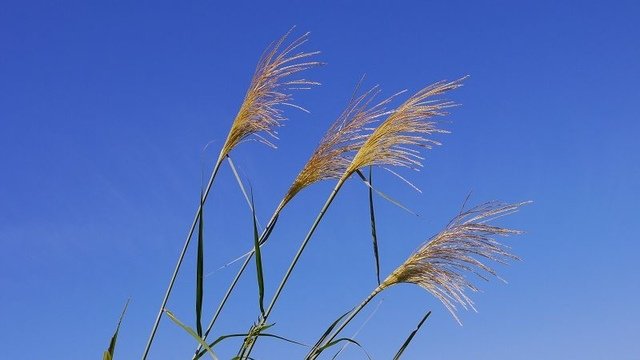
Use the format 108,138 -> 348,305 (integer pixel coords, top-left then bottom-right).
311,308 -> 353,353
355,169 -> 417,216
195,332 -> 307,359
164,309 -> 218,360
314,337 -> 371,360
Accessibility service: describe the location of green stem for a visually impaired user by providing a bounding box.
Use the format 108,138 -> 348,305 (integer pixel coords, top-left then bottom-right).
142,156 -> 225,360
306,285 -> 383,360
240,178 -> 347,358
193,204 -> 283,359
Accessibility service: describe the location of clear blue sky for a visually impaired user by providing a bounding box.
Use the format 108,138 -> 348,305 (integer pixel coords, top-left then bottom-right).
1,1 -> 638,359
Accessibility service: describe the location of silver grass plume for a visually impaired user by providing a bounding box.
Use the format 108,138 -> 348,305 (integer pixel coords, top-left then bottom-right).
281,84 -> 397,206
220,28 -> 321,159
344,78 -> 466,188
380,201 -> 529,324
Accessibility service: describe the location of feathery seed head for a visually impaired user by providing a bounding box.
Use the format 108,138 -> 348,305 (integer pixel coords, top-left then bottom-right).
380,200 -> 528,324
220,29 -> 322,159
344,78 -> 466,182
282,85 -> 396,205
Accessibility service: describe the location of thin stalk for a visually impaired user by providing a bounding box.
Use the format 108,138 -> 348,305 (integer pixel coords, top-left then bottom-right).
306,285 -> 383,360
240,177 -> 348,358
193,206 -> 282,359
142,155 -> 225,360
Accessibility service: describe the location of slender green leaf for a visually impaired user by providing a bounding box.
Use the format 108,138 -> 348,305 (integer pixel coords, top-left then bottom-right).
196,190 -> 205,337
194,332 -> 307,359
216,333 -> 306,348
228,155 -> 262,229
355,169 -> 417,216
314,337 -> 371,360
331,299 -> 384,359
250,189 -> 265,316
392,310 -> 432,360
104,298 -> 129,360
164,309 -> 218,360
367,166 -> 381,285
310,308 -> 353,354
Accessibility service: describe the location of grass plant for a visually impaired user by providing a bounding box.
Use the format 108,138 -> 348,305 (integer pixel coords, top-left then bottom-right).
103,28 -> 528,360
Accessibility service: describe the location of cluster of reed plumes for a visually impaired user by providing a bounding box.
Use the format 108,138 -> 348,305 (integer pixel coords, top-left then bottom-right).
103,28 -> 529,360
283,85 -> 393,204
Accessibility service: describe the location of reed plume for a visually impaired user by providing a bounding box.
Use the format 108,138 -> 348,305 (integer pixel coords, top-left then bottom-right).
380,201 -> 528,324
282,85 -> 396,205
344,78 -> 466,184
220,29 -> 321,159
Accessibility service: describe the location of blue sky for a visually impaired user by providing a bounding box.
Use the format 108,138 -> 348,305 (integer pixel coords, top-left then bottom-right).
1,1 -> 639,359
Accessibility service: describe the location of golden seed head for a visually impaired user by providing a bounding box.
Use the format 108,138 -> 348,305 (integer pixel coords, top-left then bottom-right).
220,29 -> 321,159
381,200 -> 529,324
345,78 -> 466,182
283,84 -> 396,204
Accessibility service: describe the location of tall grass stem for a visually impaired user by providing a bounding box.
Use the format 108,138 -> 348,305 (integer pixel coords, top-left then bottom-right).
241,179 -> 347,357
194,206 -> 282,358
306,286 -> 383,359
142,157 -> 225,360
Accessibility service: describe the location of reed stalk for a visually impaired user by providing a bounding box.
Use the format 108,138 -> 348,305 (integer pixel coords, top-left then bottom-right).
238,178 -> 347,358
144,28 -> 319,359
306,285 -> 383,360
193,202 -> 283,358
142,156 -> 225,360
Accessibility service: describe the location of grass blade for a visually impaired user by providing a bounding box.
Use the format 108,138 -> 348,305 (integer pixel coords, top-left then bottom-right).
307,308 -> 354,359
164,309 -> 218,360
103,299 -> 129,360
331,299 -> 383,359
196,190 -> 205,337
250,188 -> 265,316
367,166 -> 381,285
311,308 -> 353,352
227,155 -> 262,230
355,169 -> 417,216
392,310 -> 432,360
314,338 -> 371,360
194,332 -> 307,359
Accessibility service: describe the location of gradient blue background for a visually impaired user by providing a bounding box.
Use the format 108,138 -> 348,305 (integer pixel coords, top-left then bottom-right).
1,1 -> 638,359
